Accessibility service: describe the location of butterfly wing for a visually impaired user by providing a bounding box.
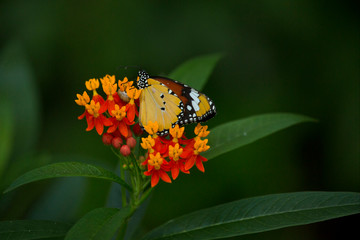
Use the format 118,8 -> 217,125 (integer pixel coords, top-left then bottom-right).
153,77 -> 216,125
138,78 -> 184,135
137,70 -> 216,135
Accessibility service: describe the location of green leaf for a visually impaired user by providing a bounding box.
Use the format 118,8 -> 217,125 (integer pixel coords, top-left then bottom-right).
65,207 -> 131,240
0,97 -> 14,177
4,162 -> 132,193
203,113 -> 316,160
142,191 -> 360,240
169,53 -> 223,90
0,220 -> 71,240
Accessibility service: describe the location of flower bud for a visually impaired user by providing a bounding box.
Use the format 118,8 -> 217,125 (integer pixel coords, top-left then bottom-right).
112,137 -> 123,149
139,155 -> 145,163
102,133 -> 113,145
120,144 -> 131,156
133,123 -> 143,136
126,137 -> 137,149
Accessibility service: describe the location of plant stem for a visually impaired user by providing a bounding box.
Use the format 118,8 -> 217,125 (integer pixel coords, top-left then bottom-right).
137,186 -> 153,206
116,220 -> 128,240
119,164 -> 127,208
113,147 -> 153,239
115,186 -> 151,240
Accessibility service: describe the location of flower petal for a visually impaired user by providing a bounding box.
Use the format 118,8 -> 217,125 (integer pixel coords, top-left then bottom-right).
78,111 -> 86,120
171,165 -> 180,180
185,155 -> 196,171
119,121 -> 128,138
159,170 -> 172,183
195,156 -> 205,172
101,115 -> 113,127
151,172 -> 160,187
86,116 -> 95,131
127,104 -> 135,122
95,118 -> 104,135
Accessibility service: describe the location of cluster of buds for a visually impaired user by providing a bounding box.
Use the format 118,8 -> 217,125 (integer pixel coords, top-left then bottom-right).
75,74 -> 211,187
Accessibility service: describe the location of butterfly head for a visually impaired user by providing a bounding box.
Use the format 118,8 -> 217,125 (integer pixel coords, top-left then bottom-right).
137,70 -> 150,89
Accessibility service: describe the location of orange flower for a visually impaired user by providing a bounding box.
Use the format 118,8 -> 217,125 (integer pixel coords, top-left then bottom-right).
75,91 -> 90,106
182,138 -> 210,172
85,78 -> 100,91
142,121 -> 168,153
194,123 -> 210,138
118,77 -> 134,102
100,75 -> 125,113
143,120 -> 159,136
75,91 -> 91,120
100,74 -> 116,85
143,152 -> 171,187
141,135 -> 155,153
169,124 -> 185,143
107,104 -> 132,137
168,143 -> 188,179
85,100 -> 112,135
118,77 -> 133,92
85,78 -> 105,105
126,87 -> 141,122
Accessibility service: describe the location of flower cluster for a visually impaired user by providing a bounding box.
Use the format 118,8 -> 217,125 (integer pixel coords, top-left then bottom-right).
76,74 -> 211,187
75,75 -> 142,156
141,121 -> 210,187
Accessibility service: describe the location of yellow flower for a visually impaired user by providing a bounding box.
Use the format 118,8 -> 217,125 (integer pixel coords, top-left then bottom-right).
141,135 -> 155,151
169,143 -> 183,161
194,123 -> 210,138
193,138 -> 210,155
85,78 -> 99,91
118,77 -> 133,92
169,125 -> 184,142
111,104 -> 126,121
85,100 -> 101,118
75,91 -> 90,106
102,82 -> 117,100
100,75 -> 116,85
148,152 -> 164,170
143,121 -> 159,136
126,87 -> 142,102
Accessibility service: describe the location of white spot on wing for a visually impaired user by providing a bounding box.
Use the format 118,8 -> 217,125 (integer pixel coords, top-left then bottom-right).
192,100 -> 200,111
190,91 -> 200,104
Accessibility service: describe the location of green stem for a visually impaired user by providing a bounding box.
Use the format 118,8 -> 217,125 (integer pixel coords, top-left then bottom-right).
116,220 -> 128,240
119,165 -> 127,207
115,186 -> 152,240
129,153 -> 141,178
137,186 -> 153,206
112,145 -> 153,239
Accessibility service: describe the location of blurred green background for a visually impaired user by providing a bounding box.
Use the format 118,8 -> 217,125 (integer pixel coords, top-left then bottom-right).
0,0 -> 359,239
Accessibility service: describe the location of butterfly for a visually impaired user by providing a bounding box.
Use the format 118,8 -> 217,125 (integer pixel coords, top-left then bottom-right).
136,70 -> 216,135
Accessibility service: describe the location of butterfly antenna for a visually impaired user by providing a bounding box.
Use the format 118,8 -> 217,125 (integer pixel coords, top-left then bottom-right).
116,65 -> 142,71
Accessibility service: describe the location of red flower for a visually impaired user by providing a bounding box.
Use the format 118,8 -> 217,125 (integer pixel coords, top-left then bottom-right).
168,143 -> 189,179
75,91 -> 90,120
125,87 -> 141,122
107,104 -> 132,138
85,100 -> 112,135
143,152 -> 171,187
182,138 -> 210,172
